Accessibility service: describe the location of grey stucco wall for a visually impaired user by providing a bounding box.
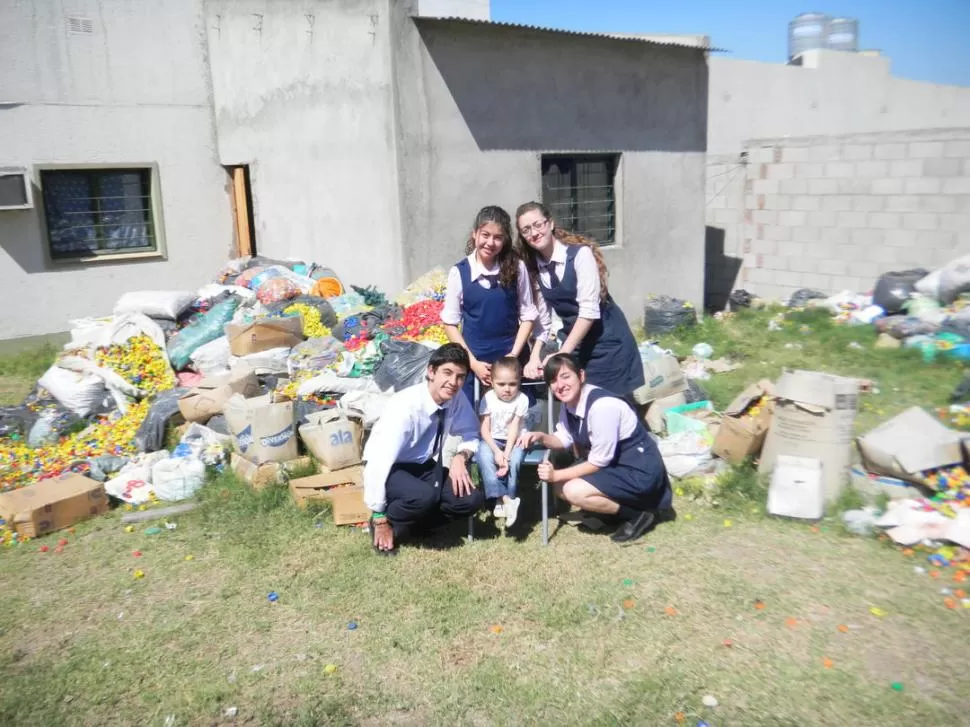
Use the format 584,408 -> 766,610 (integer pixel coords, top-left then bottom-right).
206,0 -> 406,295
398,18 -> 708,319
0,0 -> 233,340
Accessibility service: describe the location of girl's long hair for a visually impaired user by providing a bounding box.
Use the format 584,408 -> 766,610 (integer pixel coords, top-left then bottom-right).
513,201 -> 610,302
465,206 -> 519,295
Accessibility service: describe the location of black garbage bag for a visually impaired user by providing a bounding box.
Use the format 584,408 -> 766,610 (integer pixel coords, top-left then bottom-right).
951,373 -> 970,403
0,406 -> 38,439
206,414 -> 229,435
265,295 -> 339,330
872,269 -> 928,315
134,388 -> 189,453
294,399 -> 335,426
683,379 -> 709,404
728,289 -> 756,311
643,296 -> 697,335
788,289 -> 827,308
374,340 -> 434,392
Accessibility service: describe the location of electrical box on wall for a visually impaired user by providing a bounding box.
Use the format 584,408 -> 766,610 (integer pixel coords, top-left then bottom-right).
0,167 -> 33,210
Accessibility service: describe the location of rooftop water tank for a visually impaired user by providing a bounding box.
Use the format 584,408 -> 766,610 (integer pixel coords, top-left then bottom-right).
827,17 -> 859,53
789,12 -> 829,60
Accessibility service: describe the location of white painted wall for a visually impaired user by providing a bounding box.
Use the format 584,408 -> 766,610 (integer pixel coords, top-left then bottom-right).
205,0 -> 406,294
0,0 -> 233,340
415,0 -> 490,19
709,50 -> 970,155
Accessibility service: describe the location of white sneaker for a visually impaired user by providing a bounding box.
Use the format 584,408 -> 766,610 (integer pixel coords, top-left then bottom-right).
504,498 -> 521,528
493,503 -> 505,518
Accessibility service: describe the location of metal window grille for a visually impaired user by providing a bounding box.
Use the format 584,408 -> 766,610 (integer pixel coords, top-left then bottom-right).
541,154 -> 618,246
41,169 -> 157,259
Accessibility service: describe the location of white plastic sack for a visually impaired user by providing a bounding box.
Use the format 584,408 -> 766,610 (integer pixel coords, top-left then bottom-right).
297,371 -> 384,397
917,255 -> 970,305
104,466 -> 154,504
178,422 -> 231,463
766,455 -> 824,520
38,365 -> 107,417
338,391 -> 392,428
657,431 -> 712,479
152,457 -> 206,501
229,347 -> 291,376
196,284 -> 255,302
114,291 -> 196,320
57,355 -> 144,413
65,314 -> 168,359
190,336 -> 231,376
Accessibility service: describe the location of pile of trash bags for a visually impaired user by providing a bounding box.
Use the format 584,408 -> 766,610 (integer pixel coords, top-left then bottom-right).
0,256 -> 453,493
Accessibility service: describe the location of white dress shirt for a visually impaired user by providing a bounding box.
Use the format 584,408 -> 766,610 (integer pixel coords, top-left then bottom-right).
440,255 -> 542,338
362,381 -> 480,512
533,241 -> 601,342
554,385 -> 637,468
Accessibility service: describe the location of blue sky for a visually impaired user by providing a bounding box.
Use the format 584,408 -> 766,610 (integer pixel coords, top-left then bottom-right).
491,0 -> 970,87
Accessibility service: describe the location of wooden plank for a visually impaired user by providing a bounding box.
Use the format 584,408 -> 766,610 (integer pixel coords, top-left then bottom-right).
232,167 -> 252,257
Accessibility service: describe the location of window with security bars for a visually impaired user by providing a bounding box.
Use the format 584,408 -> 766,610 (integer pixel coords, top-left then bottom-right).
41,168 -> 157,259
541,154 -> 618,246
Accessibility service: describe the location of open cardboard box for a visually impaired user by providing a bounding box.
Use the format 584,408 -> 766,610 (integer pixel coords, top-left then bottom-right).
289,464 -> 368,525
230,452 -> 315,490
0,474 -> 108,538
712,379 -> 775,465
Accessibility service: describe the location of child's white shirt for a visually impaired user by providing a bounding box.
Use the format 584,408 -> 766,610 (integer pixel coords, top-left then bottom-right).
479,390 -> 529,442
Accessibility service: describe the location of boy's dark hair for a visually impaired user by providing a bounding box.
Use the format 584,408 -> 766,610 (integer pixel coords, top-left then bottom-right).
543,352 -> 582,385
491,356 -> 522,378
428,342 -> 470,373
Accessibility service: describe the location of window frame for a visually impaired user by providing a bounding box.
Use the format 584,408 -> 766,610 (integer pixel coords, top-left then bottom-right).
34,162 -> 167,265
540,153 -> 623,248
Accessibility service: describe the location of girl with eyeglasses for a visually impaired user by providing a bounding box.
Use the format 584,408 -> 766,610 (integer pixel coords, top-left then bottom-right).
515,201 -> 644,400
441,205 -> 544,406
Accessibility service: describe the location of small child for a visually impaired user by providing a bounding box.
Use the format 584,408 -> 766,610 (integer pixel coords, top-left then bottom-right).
478,356 -> 529,527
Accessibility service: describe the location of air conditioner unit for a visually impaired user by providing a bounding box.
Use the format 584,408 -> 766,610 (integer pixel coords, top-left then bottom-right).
0,167 -> 33,210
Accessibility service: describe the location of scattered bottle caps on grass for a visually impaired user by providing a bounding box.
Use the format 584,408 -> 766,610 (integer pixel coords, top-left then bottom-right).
823,657 -> 834,669
891,682 -> 904,692
723,519 -> 733,528
623,599 -> 636,610
646,546 -> 657,553
347,621 -> 358,631
941,588 -> 952,596
132,550 -> 142,557
914,566 -> 926,574
869,607 -> 886,618
697,721 -> 711,727
673,712 -> 685,724
785,617 -> 798,629
54,545 -> 64,554
665,606 -> 678,616
184,555 -> 194,561
684,514 -> 693,521
57,538 -> 68,547
754,599 -> 766,610
837,624 -> 850,633
623,578 -> 634,587
944,597 -> 957,609
722,639 -> 734,648
489,625 -> 503,634
702,695 -> 718,708
133,570 -> 145,579
124,525 -> 135,533
144,527 -> 162,536
324,664 -> 338,675
39,545 -> 49,553
224,707 -> 238,718
267,592 -> 279,603
164,522 -> 177,531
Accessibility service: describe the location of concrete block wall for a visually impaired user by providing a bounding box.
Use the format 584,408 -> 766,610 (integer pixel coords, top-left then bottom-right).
730,129 -> 970,303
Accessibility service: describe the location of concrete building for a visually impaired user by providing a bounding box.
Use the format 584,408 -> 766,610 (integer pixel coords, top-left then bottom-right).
0,0 -> 710,342
705,49 -> 970,308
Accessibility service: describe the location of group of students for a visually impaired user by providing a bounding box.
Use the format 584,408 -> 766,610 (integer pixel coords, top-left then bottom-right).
362,203 -> 674,556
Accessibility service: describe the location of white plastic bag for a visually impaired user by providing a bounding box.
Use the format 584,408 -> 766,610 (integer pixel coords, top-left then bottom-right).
297,371 -> 384,397
190,336 -> 231,376
114,291 -> 196,320
338,391 -> 391,428
767,455 -> 824,520
64,314 -> 168,359
657,431 -> 712,479
229,347 -> 291,376
196,284 -> 255,302
57,355 -> 144,413
152,457 -> 206,501
37,365 -> 107,417
104,466 -> 154,504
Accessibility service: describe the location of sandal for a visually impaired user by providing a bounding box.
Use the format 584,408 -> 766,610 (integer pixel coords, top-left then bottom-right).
370,516 -> 397,557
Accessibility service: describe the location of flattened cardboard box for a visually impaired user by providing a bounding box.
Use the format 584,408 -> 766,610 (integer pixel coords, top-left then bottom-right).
289,465 -> 368,525
712,379 -> 775,465
178,368 -> 260,423
225,316 -> 304,357
856,407 -> 965,488
759,370 -> 858,502
0,474 -> 108,538
230,452 -> 315,491
632,354 -> 687,406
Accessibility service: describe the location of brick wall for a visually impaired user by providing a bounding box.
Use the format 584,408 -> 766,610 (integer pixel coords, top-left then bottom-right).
705,129 -> 970,306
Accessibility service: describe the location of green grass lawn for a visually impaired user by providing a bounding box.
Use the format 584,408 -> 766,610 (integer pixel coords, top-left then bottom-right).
1,310 -> 969,726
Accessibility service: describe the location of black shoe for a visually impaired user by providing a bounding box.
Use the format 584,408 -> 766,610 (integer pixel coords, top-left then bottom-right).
657,507 -> 677,524
610,511 -> 656,543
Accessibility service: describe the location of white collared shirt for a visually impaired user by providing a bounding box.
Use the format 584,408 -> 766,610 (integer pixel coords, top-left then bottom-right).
440,254 -> 542,338
554,385 -> 637,468
533,241 -> 602,341
362,381 -> 479,512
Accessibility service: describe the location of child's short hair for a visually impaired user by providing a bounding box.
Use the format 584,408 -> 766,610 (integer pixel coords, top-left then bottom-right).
491,356 -> 522,379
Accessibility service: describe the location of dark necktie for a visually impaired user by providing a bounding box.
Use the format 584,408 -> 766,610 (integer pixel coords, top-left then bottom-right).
432,408 -> 446,499
545,263 -> 561,289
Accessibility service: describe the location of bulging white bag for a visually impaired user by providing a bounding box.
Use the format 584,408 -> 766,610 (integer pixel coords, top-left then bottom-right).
152,457 -> 206,501
190,336 -> 231,376
114,291 -> 197,320
37,365 -> 106,417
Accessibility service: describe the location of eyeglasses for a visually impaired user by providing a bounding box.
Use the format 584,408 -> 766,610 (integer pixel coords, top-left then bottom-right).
518,218 -> 549,237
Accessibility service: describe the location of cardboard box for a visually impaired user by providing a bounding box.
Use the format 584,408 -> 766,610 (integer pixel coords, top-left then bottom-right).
230,452 -> 315,490
289,465 -> 368,525
177,368 -> 260,423
299,409 -> 363,470
0,474 -> 108,538
632,352 -> 687,406
225,316 -> 304,357
856,407 -> 965,488
767,455 -> 824,520
645,392 -> 687,433
759,370 -> 859,502
712,379 -> 775,465
224,393 -> 298,463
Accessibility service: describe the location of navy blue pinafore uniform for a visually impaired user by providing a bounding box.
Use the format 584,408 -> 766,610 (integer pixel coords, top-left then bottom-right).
456,258 -> 530,405
539,245 -> 644,397
565,387 -> 672,511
